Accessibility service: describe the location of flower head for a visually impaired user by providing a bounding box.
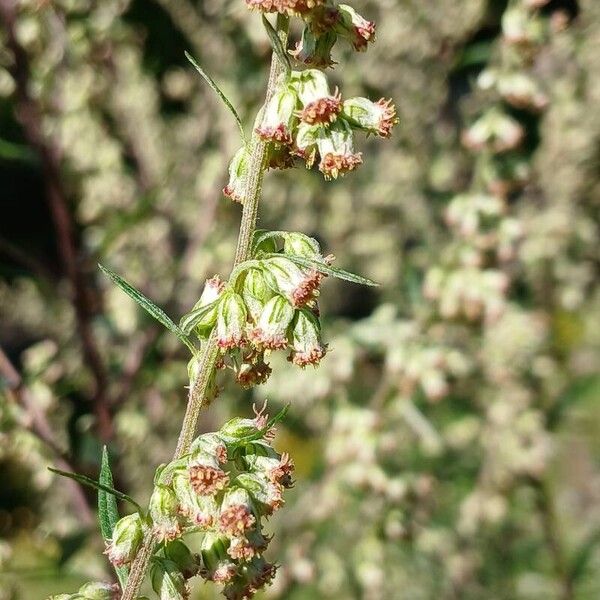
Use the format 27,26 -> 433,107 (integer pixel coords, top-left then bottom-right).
218,487 -> 257,536
316,119 -> 363,179
343,97 -> 398,138
149,485 -> 183,543
173,472 -> 218,527
188,451 -> 230,496
256,87 -> 298,145
241,268 -> 273,322
288,308 -> 326,367
223,146 -> 250,204
200,533 -> 238,583
104,513 -> 144,567
263,256 -> 324,307
248,295 -> 294,350
216,291 -> 248,350
334,4 -> 376,51
77,582 -> 120,600
291,27 -> 337,68
223,557 -> 277,600
190,276 -> 225,335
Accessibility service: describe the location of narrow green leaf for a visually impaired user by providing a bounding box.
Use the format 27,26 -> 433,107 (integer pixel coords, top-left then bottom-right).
48,467 -> 143,512
98,448 -> 128,588
269,253 -> 379,287
185,51 -> 246,143
179,300 -> 219,335
262,15 -> 291,74
99,264 -> 195,352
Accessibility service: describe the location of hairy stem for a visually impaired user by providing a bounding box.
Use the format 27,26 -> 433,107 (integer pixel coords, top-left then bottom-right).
120,16 -> 289,600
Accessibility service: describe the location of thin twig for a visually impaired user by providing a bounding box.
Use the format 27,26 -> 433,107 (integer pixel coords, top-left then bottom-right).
0,0 -> 112,440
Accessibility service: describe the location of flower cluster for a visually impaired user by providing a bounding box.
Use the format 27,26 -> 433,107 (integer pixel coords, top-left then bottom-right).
183,232 -> 332,389
245,1 -> 375,65
223,68 -> 397,196
101,408 -> 292,600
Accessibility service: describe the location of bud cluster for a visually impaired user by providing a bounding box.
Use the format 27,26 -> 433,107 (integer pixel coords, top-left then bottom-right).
223,68 -> 397,196
104,408 -> 293,600
184,232 -> 331,389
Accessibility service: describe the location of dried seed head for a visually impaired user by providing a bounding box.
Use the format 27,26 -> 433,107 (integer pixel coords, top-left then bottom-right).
235,353 -> 273,388
104,513 -> 144,567
149,485 -> 183,543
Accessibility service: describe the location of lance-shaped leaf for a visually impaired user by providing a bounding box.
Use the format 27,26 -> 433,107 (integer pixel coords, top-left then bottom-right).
267,253 -> 379,287
98,447 -> 128,588
262,15 -> 292,74
185,51 -> 246,143
49,467 -> 143,512
99,264 -> 195,352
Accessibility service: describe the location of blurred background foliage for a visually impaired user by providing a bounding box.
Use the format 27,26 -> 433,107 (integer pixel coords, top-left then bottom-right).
1,0 -> 600,598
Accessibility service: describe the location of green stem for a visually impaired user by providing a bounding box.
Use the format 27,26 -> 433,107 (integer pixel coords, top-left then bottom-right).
119,16 -> 289,600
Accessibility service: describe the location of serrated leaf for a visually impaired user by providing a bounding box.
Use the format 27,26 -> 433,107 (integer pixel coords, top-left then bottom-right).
99,264 -> 195,352
262,15 -> 291,74
268,253 -> 379,287
49,467 -> 143,512
185,51 -> 246,143
179,300 -> 220,335
98,447 -> 128,588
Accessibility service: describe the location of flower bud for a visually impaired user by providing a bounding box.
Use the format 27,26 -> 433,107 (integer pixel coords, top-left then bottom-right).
190,433 -> 228,464
218,487 -> 257,536
188,450 -> 230,496
292,122 -> 320,167
263,256 -> 323,307
77,583 -> 119,600
219,416 -> 264,442
241,268 -> 273,323
222,557 -> 277,600
290,27 -> 337,68
288,308 -> 326,367
243,452 -> 295,488
248,295 -> 294,350
191,276 -> 225,335
104,513 -> 144,567
282,232 -> 321,258
173,471 -> 219,527
235,472 -> 285,516
216,291 -> 248,350
149,485 -> 182,543
256,86 -> 298,145
151,559 -> 188,600
290,69 -> 331,106
316,119 -> 363,179
334,4 -> 376,51
47,596 -> 73,600
164,540 -> 201,580
223,146 -> 250,204
200,533 -> 237,583
343,97 -> 398,138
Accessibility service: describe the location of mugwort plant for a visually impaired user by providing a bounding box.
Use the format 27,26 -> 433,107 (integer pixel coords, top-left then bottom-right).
48,2 -> 397,599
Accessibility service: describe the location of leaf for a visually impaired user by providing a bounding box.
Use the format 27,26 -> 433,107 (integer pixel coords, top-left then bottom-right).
185,51 -> 246,143
262,15 -> 291,74
98,448 -> 128,588
99,264 -> 195,352
48,467 -> 143,512
268,253 -> 379,287
179,300 -> 220,335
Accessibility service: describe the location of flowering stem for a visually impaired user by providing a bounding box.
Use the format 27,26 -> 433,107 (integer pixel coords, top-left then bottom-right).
119,16 -> 289,600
